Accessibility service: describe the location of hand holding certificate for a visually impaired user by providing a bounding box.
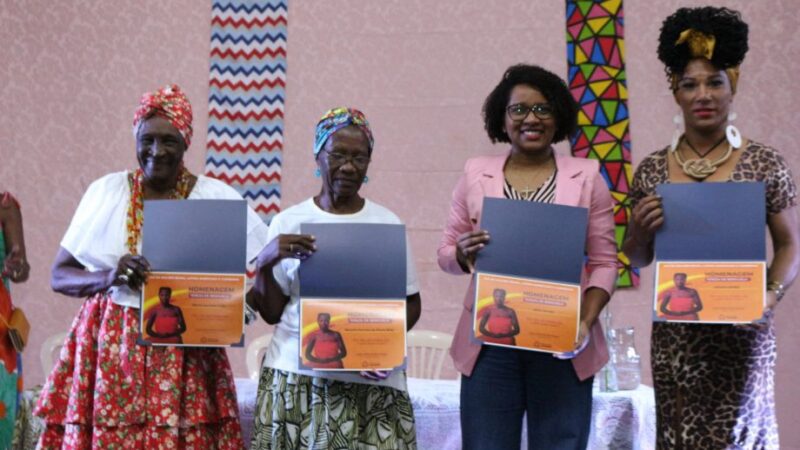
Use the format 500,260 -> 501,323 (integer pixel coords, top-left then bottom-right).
474,198 -> 588,354
140,199 -> 248,347
298,223 -> 407,371
654,183 -> 766,324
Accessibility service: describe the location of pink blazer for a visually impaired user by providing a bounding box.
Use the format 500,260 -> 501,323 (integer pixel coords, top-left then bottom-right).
437,151 -> 618,381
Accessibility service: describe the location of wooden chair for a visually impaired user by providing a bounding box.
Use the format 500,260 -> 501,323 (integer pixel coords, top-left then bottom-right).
406,329 -> 455,379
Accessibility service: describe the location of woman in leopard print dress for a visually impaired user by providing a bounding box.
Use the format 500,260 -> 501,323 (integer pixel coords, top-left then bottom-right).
623,7 -> 799,450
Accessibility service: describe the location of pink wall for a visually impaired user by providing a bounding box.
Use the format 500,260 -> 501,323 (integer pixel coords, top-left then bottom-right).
2,1 -> 800,447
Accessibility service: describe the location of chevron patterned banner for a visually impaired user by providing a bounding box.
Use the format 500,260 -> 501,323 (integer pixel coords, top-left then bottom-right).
565,0 -> 638,287
206,0 -> 286,224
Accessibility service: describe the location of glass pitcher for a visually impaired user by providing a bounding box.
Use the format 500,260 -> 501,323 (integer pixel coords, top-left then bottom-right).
608,326 -> 641,391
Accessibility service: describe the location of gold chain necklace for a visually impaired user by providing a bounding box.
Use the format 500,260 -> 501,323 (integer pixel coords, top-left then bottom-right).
672,136 -> 734,180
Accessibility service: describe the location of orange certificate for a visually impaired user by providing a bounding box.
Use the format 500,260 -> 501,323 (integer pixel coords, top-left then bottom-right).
299,298 -> 406,371
654,261 -> 766,324
473,272 -> 581,354
140,271 -> 246,347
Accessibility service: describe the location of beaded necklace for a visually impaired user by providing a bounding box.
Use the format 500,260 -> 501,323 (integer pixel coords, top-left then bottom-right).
125,167 -> 193,254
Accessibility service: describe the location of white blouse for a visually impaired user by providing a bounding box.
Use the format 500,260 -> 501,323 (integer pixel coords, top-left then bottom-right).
262,198 -> 419,390
60,171 -> 270,307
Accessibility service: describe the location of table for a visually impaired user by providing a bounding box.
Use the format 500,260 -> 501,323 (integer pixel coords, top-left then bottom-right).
236,377 -> 656,450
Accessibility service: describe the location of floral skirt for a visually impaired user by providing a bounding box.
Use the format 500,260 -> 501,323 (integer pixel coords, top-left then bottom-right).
34,293 -> 243,449
250,368 -> 416,450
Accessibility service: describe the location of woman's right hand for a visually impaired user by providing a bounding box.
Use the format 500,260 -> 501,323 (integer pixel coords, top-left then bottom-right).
109,254 -> 151,290
630,195 -> 664,246
256,234 -> 317,270
455,230 -> 490,272
2,248 -> 29,283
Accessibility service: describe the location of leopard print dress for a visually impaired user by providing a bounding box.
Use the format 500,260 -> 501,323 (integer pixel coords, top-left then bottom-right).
630,142 -> 797,450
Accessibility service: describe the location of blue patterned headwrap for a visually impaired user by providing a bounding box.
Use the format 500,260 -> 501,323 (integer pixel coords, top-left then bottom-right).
313,107 -> 374,157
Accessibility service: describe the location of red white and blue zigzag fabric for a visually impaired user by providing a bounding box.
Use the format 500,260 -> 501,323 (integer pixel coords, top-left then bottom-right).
206,0 -> 286,223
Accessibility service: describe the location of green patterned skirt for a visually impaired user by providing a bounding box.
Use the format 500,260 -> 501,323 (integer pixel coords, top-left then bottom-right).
250,368 -> 417,450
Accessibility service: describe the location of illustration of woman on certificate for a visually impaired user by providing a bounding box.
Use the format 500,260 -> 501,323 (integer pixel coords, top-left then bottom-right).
659,273 -> 703,321
304,312 -> 347,369
478,288 -> 520,345
145,286 -> 187,344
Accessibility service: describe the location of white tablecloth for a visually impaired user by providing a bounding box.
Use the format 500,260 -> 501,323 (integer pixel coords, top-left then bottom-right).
236,377 -> 656,450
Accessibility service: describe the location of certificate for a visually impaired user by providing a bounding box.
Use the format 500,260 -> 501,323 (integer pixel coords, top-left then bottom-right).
655,183 -> 766,324
654,261 -> 765,323
298,223 -> 407,371
140,199 -> 248,346
141,272 -> 246,346
475,198 -> 588,353
474,273 -> 580,353
300,298 -> 406,371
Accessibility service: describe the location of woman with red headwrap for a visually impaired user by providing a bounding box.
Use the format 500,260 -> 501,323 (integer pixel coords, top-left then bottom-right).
34,85 -> 270,449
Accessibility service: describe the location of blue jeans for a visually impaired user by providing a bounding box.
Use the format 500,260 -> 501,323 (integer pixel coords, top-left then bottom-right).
460,345 -> 593,450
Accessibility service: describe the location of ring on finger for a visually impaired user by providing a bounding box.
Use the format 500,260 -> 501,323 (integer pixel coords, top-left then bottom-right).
125,267 -> 135,277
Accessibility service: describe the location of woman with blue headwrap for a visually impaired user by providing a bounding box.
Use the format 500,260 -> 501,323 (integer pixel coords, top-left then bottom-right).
248,107 -> 422,449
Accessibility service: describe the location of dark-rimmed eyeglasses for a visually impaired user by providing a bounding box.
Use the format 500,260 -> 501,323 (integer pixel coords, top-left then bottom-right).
506,103 -> 555,121
322,151 -> 371,168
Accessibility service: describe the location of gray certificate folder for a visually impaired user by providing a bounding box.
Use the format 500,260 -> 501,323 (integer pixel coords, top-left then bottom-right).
477,197 -> 588,284
299,223 -> 406,299
142,199 -> 247,273
655,182 -> 766,261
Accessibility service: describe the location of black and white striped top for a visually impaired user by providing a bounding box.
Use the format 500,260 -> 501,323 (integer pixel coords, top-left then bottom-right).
503,170 -> 557,203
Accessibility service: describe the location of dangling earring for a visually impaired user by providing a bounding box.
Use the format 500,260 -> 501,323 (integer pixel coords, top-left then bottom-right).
725,111 -> 742,148
670,114 -> 683,151
314,168 -> 321,178
362,175 -> 369,184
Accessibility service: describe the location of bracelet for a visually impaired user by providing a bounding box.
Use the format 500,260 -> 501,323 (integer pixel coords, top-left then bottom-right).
766,281 -> 786,302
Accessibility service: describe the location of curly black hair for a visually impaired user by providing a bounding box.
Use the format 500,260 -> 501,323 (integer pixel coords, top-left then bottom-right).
658,6 -> 748,77
482,64 -> 578,145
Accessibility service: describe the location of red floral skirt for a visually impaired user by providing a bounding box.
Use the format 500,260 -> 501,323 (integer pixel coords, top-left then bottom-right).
34,293 -> 243,449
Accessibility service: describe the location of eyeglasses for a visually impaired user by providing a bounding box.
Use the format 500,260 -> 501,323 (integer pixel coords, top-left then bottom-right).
506,103 -> 555,121
323,151 -> 371,168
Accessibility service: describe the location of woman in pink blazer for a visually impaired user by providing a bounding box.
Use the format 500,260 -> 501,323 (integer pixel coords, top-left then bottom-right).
438,64 -> 618,449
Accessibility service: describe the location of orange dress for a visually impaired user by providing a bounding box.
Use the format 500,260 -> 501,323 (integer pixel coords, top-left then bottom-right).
481,306 -> 516,345
305,332 -> 345,369
660,288 -> 699,321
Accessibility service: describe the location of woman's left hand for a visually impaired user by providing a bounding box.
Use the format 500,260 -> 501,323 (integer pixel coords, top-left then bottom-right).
733,291 -> 778,331
576,320 -> 590,347
553,320 -> 591,360
765,290 -> 779,313
359,370 -> 390,381
256,234 -> 316,270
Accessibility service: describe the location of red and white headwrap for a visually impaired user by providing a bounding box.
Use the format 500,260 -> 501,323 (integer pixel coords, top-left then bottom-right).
132,84 -> 194,147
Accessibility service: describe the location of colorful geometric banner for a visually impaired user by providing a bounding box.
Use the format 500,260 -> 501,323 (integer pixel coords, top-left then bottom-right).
206,0 -> 286,224
565,0 -> 638,287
